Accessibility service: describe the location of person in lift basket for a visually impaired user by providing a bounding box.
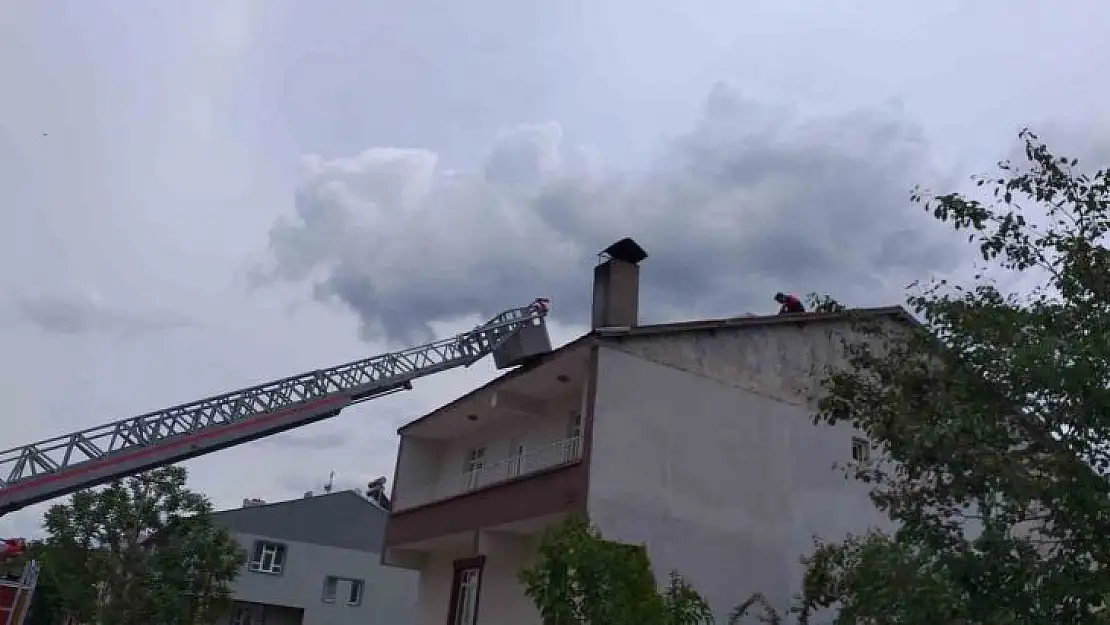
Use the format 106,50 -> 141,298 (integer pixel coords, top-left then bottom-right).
774,292 -> 805,314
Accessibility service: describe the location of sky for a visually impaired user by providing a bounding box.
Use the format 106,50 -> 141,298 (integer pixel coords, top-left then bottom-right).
1,0 -> 1108,538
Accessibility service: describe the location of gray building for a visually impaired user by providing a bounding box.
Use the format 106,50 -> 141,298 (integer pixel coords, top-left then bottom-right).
212,490 -> 417,625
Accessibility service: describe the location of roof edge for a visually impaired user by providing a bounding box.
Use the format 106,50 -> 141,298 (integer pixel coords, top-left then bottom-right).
212,489 -> 380,517
593,306 -> 915,339
395,305 -> 913,435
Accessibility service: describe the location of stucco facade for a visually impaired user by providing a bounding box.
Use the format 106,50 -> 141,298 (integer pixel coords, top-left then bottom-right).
213,531 -> 417,625
590,341 -> 891,618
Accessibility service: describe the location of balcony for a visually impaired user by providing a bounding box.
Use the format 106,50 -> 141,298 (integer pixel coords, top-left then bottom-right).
396,436 -> 582,511
384,345 -> 593,554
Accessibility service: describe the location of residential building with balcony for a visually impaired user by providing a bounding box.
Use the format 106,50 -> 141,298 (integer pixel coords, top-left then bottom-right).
382,238 -> 907,625
211,489 -> 417,625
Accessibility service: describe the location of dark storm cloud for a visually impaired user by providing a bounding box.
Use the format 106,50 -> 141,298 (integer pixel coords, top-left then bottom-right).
254,84 -> 967,344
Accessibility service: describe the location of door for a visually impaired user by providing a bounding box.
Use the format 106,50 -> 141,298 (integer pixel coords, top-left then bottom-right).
448,557 -> 485,625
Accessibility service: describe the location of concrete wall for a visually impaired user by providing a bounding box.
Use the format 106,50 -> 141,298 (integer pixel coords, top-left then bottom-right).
414,533 -> 544,625
415,550 -> 455,625
476,532 -> 545,625
227,531 -> 417,625
613,317 -> 892,408
394,436 -> 447,499
588,344 -> 891,620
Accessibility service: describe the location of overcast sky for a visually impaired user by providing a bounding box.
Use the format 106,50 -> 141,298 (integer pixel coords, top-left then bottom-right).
1,0 -> 1108,537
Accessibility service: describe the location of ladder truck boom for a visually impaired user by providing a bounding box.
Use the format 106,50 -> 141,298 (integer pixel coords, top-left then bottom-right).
0,300 -> 552,516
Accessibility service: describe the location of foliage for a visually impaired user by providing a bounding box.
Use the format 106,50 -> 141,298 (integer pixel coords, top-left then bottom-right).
804,293 -> 847,314
728,592 -> 785,625
41,465 -> 245,625
765,129 -> 1110,623
520,516 -> 713,625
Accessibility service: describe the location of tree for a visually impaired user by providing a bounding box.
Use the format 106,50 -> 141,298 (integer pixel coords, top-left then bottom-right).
804,293 -> 846,314
756,130 -> 1110,623
41,465 -> 245,625
519,516 -> 714,625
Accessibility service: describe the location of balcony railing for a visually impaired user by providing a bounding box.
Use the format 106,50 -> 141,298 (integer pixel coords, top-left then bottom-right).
397,436 -> 582,511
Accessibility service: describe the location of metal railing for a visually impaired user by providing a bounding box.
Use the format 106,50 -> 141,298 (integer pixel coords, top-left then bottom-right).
398,436 -> 582,510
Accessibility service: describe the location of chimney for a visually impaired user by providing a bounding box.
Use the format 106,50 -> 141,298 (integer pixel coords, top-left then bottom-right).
592,237 -> 648,329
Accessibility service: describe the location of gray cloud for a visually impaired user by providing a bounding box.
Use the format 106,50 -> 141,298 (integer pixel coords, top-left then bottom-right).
264,431 -> 349,451
12,291 -> 195,337
254,84 -> 967,344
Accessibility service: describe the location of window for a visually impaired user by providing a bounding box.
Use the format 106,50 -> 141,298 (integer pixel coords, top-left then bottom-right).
323,576 -> 364,606
465,446 -> 486,471
507,439 -> 527,477
248,541 -> 286,574
230,606 -> 255,625
347,579 -> 364,606
851,437 -> 871,463
464,446 -> 485,490
568,412 -> 582,440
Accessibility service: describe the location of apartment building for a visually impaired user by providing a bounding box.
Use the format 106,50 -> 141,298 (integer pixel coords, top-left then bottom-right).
382,238 -> 906,625
212,489 -> 417,625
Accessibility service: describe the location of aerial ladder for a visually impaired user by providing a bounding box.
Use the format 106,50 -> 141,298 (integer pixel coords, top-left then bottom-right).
0,299 -> 552,625
0,299 -> 553,518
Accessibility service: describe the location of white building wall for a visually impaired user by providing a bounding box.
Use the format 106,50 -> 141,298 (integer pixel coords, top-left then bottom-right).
416,552 -> 455,625
394,436 -> 446,497
476,532 -> 544,625
225,532 -> 417,625
588,345 -> 890,620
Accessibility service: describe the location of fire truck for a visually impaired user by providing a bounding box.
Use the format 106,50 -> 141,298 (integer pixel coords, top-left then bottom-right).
0,299 -> 553,625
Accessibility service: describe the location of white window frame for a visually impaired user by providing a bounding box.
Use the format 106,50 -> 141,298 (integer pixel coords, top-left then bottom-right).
248,541 -> 286,574
464,446 -> 486,490
322,575 -> 364,606
347,578 -> 365,606
454,567 -> 481,625
851,437 -> 872,464
507,439 -> 527,477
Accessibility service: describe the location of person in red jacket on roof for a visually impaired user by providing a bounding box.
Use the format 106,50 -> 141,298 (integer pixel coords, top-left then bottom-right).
774,292 -> 806,314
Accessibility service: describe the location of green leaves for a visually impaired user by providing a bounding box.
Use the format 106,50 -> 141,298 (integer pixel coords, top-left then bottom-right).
38,466 -> 245,625
519,516 -> 713,625
791,130 -> 1110,623
804,293 -> 847,314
